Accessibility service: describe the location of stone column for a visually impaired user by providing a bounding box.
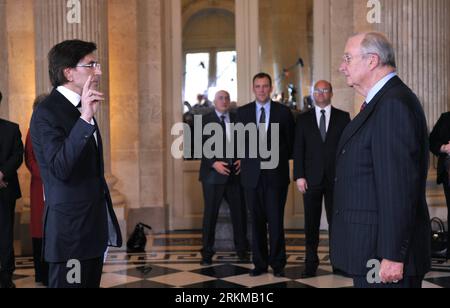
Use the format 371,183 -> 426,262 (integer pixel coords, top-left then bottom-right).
34,0 -> 126,245
376,0 -> 450,217
376,0 -> 450,130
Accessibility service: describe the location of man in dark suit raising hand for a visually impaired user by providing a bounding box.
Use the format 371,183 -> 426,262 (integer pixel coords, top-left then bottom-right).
31,40 -> 122,288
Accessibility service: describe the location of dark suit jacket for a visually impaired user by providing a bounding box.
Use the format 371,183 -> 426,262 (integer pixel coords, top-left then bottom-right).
430,112 -> 450,185
199,111 -> 239,185
0,119 -> 23,202
293,107 -> 350,186
236,101 -> 295,189
30,89 -> 122,263
330,76 -> 431,277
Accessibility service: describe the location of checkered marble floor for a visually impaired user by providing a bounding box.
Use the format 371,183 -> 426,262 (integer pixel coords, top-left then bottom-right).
12,231 -> 450,288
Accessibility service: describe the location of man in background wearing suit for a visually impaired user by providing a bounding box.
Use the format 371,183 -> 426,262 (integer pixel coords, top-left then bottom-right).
430,113 -> 450,259
0,91 -> 24,289
30,40 -> 122,288
331,32 -> 431,288
199,90 -> 249,266
237,73 -> 295,277
293,81 -> 350,278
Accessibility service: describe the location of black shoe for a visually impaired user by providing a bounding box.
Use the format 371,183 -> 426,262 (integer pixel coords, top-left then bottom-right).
237,252 -> 250,262
300,269 -> 317,279
0,281 -> 15,289
200,258 -> 213,266
333,268 -> 350,278
273,270 -> 285,278
249,269 -> 268,277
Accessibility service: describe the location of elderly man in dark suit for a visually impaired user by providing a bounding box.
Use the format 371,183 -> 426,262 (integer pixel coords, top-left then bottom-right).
293,81 -> 350,278
430,113 -> 450,259
331,32 -> 431,288
0,91 -> 24,289
30,40 -> 122,288
199,90 -> 249,266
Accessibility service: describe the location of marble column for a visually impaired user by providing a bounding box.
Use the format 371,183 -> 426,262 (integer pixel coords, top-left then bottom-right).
376,0 -> 450,217
34,0 -> 127,244
376,0 -> 450,130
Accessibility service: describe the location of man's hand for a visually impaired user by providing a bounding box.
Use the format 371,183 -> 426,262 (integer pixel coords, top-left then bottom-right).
213,162 -> 231,176
296,178 -> 308,194
80,75 -> 104,123
234,160 -> 241,175
0,172 -> 7,189
379,259 -> 404,284
441,142 -> 450,155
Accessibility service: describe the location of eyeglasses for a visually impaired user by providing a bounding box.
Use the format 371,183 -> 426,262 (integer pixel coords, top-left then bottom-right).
342,53 -> 375,65
314,89 -> 331,95
76,62 -> 101,70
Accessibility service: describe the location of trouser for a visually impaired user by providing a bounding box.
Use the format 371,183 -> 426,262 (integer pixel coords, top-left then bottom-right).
32,238 -> 49,285
245,174 -> 288,271
303,182 -> 333,270
201,181 -> 249,259
48,257 -> 103,288
0,198 -> 16,287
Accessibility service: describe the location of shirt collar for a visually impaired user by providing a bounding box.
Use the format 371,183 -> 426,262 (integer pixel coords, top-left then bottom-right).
315,104 -> 331,114
256,101 -> 271,110
215,110 -> 229,119
56,86 -> 81,108
366,72 -> 397,104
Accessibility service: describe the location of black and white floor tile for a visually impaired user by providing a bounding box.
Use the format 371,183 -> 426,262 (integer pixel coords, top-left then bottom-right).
12,231 -> 450,288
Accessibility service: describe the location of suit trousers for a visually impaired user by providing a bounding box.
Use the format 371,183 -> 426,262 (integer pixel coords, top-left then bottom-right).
442,179 -> 450,256
201,181 -> 249,259
245,173 -> 288,271
0,198 -> 16,286
303,182 -> 334,269
49,257 -> 103,288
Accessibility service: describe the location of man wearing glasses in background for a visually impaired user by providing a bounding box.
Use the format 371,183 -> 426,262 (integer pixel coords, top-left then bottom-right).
30,40 -> 122,288
293,81 -> 350,278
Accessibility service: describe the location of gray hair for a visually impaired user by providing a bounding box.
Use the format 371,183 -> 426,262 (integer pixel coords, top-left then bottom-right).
360,32 -> 397,68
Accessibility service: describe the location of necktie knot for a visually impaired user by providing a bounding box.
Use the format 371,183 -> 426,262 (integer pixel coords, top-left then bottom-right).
360,101 -> 368,112
76,101 -> 82,109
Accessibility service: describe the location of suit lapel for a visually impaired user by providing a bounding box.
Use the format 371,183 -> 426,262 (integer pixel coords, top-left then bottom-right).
93,118 -> 104,175
326,107 -> 338,143
337,76 -> 402,154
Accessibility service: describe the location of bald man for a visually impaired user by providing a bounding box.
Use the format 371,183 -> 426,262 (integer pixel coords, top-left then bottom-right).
198,91 -> 249,266
293,81 -> 350,278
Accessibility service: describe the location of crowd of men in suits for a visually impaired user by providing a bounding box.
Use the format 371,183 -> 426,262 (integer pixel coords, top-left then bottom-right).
0,31 -> 448,288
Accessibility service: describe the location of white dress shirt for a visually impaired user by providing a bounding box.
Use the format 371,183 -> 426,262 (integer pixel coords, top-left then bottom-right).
57,86 -> 98,145
315,105 -> 332,132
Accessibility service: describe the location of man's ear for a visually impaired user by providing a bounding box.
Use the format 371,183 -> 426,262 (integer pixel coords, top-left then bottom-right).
63,67 -> 73,82
369,54 -> 380,70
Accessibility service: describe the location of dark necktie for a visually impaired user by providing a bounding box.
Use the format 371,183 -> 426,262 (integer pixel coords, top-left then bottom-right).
320,110 -> 327,142
76,101 -> 82,109
259,107 -> 266,126
360,101 -> 368,113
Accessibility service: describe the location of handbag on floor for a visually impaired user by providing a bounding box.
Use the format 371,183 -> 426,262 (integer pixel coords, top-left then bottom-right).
127,223 -> 152,253
431,217 -> 448,260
